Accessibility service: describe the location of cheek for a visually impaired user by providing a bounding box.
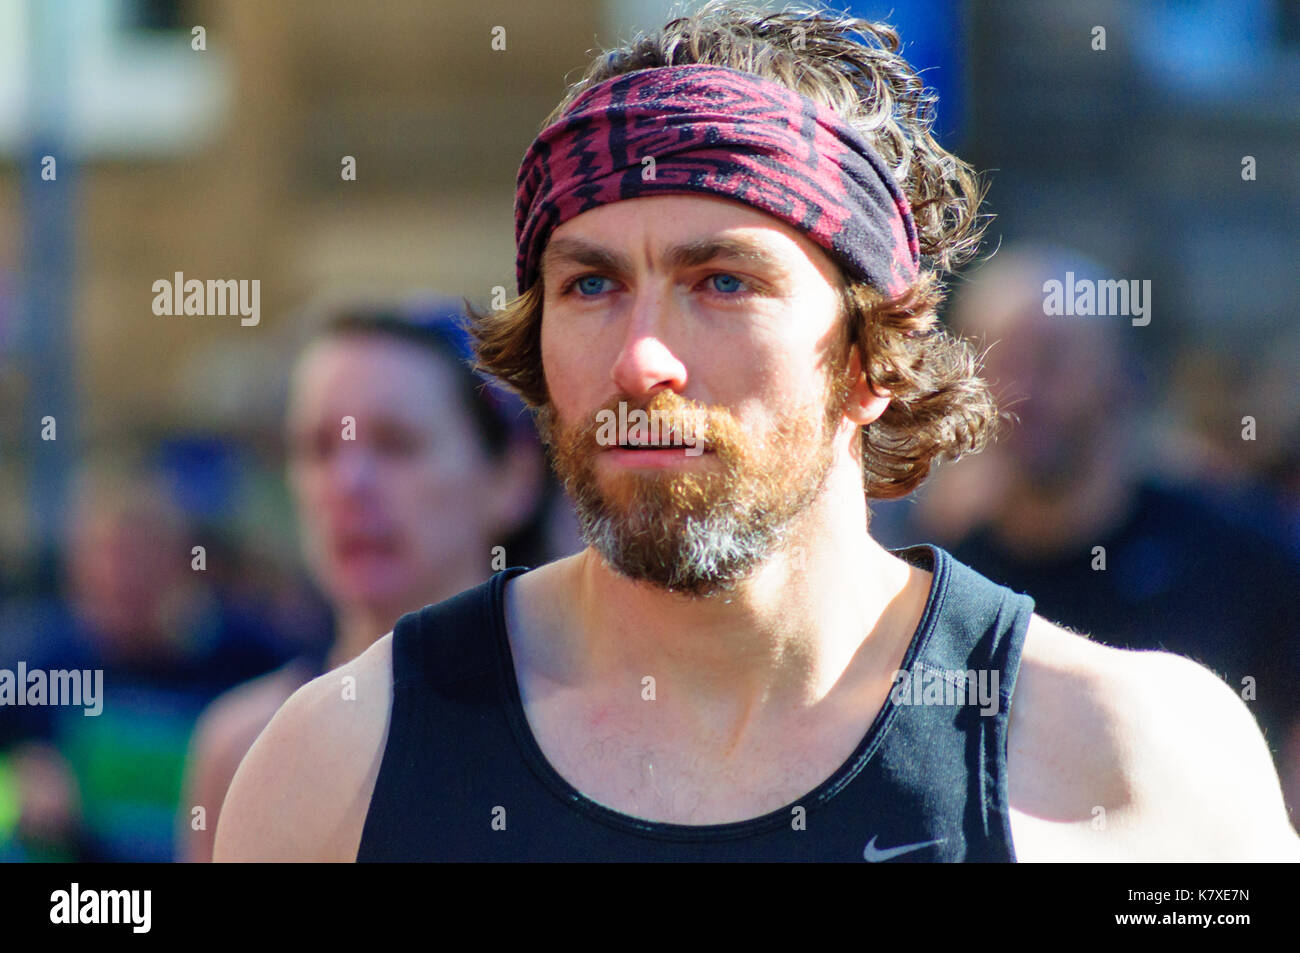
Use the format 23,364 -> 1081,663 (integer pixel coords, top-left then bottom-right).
289,466 -> 334,535
725,345 -> 810,416
405,457 -> 472,509
292,466 -> 329,503
699,305 -> 819,398
540,315 -> 585,409
395,451 -> 492,529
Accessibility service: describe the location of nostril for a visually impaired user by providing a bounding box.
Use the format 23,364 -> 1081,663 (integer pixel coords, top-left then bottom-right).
611,339 -> 688,398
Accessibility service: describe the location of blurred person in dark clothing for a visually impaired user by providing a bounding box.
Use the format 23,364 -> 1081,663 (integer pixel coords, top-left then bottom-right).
0,464 -> 290,861
177,301 -> 546,862
904,247 -> 1300,826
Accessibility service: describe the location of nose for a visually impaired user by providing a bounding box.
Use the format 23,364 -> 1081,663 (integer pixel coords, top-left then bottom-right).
610,287 -> 688,399
329,443 -> 379,497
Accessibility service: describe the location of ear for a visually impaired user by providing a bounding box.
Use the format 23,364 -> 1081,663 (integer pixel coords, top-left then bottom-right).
843,346 -> 892,426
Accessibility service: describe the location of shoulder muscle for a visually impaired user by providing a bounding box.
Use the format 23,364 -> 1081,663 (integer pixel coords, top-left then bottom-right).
178,667 -> 300,862
1009,615 -> 1299,861
213,635 -> 393,862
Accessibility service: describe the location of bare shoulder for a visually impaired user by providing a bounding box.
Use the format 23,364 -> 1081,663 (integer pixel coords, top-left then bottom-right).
1008,614 -> 1300,861
213,635 -> 393,862
178,665 -> 303,862
190,665 -> 304,773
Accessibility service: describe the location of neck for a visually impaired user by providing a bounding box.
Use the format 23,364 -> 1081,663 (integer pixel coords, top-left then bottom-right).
328,607 -> 392,671
327,561 -> 493,670
514,459 -> 931,751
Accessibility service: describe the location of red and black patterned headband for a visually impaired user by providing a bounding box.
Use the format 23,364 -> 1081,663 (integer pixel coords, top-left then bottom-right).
515,64 -> 921,297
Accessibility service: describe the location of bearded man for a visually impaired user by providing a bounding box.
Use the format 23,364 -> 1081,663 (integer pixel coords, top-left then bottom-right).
214,3 -> 1298,862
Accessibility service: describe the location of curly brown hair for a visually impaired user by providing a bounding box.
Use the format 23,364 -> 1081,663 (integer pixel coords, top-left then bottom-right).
471,0 -> 999,500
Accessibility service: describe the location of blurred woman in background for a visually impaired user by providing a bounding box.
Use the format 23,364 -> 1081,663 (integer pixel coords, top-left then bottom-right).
178,301 -> 548,862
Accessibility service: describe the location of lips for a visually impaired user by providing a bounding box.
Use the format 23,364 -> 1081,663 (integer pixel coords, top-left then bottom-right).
611,427 -> 710,452
615,442 -> 696,450
605,441 -> 713,457
335,532 -> 400,561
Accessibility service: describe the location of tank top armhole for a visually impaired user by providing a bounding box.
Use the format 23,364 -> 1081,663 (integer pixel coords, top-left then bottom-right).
986,590 -> 1035,863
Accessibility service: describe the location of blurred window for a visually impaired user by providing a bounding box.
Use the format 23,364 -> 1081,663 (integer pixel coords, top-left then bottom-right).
1130,0 -> 1300,100
0,0 -> 231,157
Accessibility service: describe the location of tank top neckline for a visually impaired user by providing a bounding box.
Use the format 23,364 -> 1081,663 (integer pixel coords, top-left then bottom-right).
486,544 -> 952,842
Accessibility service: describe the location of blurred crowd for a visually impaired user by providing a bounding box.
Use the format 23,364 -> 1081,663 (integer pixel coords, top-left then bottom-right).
0,299 -> 580,861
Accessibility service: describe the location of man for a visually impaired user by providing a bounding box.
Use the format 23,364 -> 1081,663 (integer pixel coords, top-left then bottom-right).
214,2 -> 1299,861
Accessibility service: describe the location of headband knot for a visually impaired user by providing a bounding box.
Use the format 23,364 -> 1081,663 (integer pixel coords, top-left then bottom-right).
515,64 -> 921,297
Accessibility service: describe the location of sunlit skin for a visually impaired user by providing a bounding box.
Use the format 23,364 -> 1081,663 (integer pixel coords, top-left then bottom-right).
541,209 -> 847,477
515,194 -> 933,773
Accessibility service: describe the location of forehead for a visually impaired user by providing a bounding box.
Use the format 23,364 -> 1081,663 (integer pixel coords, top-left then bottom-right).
289,334 -> 462,421
543,193 -> 841,281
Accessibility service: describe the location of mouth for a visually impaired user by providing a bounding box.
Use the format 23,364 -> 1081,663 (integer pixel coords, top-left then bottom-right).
334,532 -> 401,562
614,441 -> 701,451
599,442 -> 713,468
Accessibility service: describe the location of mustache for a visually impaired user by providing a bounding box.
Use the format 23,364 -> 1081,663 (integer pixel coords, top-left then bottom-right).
558,391 -> 747,457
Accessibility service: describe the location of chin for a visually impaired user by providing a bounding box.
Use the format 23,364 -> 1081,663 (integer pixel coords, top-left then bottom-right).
581,503 -> 782,598
331,565 -> 411,609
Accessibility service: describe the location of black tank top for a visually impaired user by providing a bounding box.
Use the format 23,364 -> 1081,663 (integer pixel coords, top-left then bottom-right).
357,544 -> 1035,861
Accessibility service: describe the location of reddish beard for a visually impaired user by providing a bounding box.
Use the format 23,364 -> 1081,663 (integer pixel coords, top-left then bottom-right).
538,377 -> 852,595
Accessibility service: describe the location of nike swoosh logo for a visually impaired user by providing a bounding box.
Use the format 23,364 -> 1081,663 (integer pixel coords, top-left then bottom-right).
862,835 -> 947,862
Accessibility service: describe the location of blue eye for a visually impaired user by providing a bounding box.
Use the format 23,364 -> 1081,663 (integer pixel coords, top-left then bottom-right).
575,275 -> 609,295
710,274 -> 743,293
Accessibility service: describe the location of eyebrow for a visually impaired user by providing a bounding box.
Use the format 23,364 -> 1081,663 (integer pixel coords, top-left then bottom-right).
540,235 -> 786,281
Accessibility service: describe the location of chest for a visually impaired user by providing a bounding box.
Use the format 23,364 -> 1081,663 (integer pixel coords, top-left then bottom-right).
520,693 -> 879,826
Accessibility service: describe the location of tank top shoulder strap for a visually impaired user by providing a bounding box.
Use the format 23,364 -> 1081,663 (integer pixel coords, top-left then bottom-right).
889,544 -> 1035,859
357,569 -> 528,861
902,544 -> 1034,685
389,576 -> 505,690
